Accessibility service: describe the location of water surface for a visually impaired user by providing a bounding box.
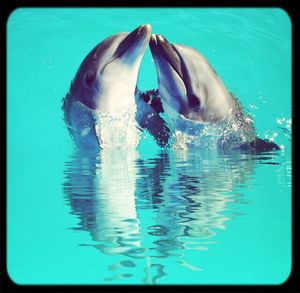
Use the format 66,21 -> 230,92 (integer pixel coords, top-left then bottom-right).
7,8 -> 291,285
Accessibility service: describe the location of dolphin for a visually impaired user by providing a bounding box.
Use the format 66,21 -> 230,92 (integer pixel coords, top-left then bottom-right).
149,34 -> 280,151
62,24 -> 151,151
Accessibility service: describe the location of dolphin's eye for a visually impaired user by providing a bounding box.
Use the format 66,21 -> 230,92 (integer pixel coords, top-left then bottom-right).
84,71 -> 96,87
188,94 -> 200,108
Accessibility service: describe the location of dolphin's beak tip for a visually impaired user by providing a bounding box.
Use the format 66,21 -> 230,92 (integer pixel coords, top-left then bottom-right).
136,23 -> 151,37
150,34 -> 168,48
150,34 -> 158,47
143,23 -> 152,35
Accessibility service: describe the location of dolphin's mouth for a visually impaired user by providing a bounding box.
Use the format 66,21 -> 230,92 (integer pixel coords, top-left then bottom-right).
150,34 -> 201,109
114,24 -> 151,59
149,34 -> 184,81
99,24 -> 151,74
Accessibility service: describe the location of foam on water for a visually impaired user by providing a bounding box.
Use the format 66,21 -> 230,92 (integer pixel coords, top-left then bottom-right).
159,96 -> 256,150
95,105 -> 141,150
171,116 -> 224,150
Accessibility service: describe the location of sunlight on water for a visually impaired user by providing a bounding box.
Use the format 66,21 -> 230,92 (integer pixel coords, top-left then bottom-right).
95,106 -> 141,150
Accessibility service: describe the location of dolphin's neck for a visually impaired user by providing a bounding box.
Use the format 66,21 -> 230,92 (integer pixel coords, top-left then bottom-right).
216,94 -> 257,149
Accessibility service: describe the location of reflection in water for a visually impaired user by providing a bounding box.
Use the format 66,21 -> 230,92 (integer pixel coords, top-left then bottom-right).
64,151 -> 144,257
63,149 -> 280,284
134,150 -> 256,264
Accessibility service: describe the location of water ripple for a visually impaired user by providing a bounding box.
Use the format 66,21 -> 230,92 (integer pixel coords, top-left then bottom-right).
62,147 -> 287,283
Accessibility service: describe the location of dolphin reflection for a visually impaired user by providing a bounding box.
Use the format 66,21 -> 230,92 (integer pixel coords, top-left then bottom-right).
62,149 -> 275,283
63,150 -> 144,257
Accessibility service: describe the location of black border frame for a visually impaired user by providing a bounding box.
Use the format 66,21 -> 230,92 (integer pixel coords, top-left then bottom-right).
1,1 -> 298,292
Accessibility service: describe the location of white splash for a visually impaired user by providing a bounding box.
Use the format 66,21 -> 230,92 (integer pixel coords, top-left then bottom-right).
95,105 -> 141,150
171,115 -> 225,150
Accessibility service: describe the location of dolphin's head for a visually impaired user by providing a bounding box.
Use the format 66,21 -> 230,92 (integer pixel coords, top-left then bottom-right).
149,34 -> 234,122
69,24 -> 151,113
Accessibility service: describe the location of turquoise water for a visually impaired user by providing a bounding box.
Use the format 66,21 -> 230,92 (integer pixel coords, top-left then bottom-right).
7,8 -> 291,285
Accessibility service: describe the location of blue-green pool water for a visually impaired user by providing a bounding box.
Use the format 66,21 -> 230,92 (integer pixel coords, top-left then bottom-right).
7,8 -> 292,285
